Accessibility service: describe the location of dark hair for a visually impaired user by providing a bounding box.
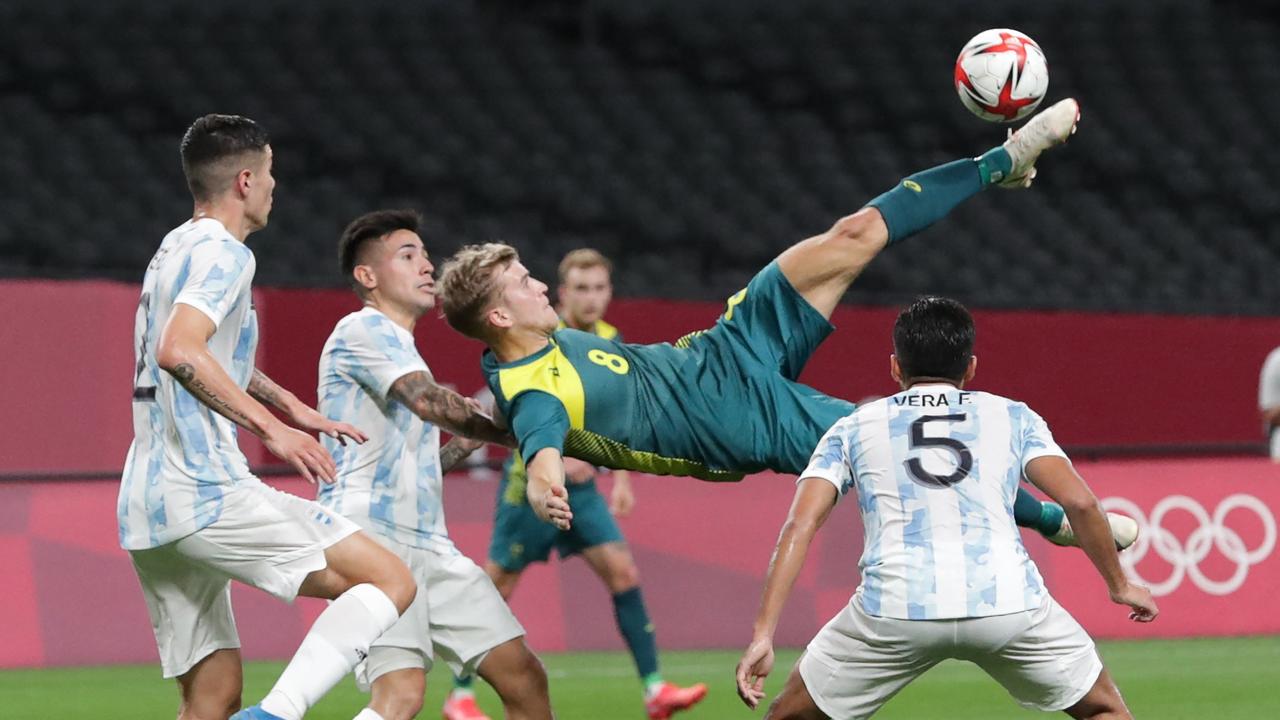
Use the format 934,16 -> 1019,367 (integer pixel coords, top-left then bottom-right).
179,114 -> 270,201
892,296 -> 975,382
338,209 -> 424,293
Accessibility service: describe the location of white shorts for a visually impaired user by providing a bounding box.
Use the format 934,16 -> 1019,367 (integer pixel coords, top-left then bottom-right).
355,536 -> 526,690
129,482 -> 361,678
800,595 -> 1103,718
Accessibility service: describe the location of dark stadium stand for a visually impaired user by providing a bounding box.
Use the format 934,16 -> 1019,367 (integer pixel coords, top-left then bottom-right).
1,0 -> 1277,313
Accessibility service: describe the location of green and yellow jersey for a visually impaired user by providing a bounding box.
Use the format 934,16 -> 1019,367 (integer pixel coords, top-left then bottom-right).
499,318 -> 623,505
485,262 -> 856,486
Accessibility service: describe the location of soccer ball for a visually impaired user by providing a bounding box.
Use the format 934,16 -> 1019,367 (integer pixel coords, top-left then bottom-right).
954,29 -> 1049,122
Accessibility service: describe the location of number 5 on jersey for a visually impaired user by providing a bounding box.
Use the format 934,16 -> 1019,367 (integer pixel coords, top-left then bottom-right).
906,413 -> 973,488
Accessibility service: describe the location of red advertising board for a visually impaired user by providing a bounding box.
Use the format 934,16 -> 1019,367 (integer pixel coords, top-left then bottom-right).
1038,457 -> 1280,638
1,457 -> 1276,670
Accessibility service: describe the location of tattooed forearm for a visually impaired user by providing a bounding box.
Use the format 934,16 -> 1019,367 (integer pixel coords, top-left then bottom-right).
247,369 -> 284,408
439,438 -> 478,473
390,371 -> 515,447
172,362 -> 252,424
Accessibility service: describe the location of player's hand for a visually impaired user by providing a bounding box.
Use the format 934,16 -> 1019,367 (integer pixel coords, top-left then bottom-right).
292,406 -> 368,446
264,423 -> 339,484
533,483 -> 574,530
563,457 -> 596,484
1111,582 -> 1158,623
735,636 -> 775,709
609,476 -> 635,517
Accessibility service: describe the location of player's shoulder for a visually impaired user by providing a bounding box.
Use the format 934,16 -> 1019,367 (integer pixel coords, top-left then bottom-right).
180,219 -> 251,258
327,307 -> 412,350
970,390 -> 1046,426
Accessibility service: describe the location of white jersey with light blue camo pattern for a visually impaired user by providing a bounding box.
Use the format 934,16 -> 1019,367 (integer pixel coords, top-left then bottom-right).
801,383 -> 1067,620
118,219 -> 260,550
316,307 -> 455,554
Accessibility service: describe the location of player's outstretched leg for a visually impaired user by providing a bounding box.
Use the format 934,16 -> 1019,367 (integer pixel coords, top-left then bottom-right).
776,98 -> 1081,320
1014,486 -> 1139,551
232,533 -> 416,720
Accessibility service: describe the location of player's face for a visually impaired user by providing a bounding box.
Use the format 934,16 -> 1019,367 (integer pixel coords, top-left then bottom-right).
493,260 -> 559,335
244,146 -> 276,231
368,230 -> 436,315
558,265 -> 612,328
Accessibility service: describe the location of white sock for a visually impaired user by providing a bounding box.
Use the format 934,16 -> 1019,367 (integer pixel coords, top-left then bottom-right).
259,584 -> 400,720
353,709 -> 387,720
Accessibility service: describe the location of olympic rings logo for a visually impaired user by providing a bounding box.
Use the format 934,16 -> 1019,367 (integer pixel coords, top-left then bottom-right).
1100,495 -> 1276,597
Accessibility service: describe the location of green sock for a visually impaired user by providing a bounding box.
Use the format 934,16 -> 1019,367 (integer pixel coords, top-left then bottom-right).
613,587 -> 660,685
1013,488 -> 1064,536
452,673 -> 475,696
866,147 -> 1012,244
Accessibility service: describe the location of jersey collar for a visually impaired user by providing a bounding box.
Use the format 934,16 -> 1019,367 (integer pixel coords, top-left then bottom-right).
481,335 -> 559,371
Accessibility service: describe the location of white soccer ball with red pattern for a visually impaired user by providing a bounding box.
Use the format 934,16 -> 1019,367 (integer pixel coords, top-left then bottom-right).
954,29 -> 1049,122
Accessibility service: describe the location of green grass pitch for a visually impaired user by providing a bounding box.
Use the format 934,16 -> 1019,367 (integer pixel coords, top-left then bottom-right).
2,637 -> 1275,719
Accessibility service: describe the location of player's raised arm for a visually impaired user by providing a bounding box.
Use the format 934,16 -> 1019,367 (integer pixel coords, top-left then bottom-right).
527,447 -> 572,530
389,370 -> 515,447
1024,456 -> 1158,623
736,477 -> 839,709
157,304 -> 339,484
248,368 -> 367,446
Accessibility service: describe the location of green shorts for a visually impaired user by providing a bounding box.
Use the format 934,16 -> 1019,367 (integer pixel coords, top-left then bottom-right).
488,479 -> 624,572
684,261 -> 856,474
710,260 -> 836,381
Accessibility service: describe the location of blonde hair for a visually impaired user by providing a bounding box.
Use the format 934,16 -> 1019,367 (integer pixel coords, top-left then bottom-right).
438,243 -> 519,340
557,248 -> 613,285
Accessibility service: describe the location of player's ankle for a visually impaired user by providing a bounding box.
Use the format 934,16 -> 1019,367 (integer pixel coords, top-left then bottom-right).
975,147 -> 1013,186
643,673 -> 665,698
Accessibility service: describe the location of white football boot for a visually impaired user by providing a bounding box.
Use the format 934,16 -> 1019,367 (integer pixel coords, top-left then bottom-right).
1047,511 -> 1140,551
998,97 -> 1081,188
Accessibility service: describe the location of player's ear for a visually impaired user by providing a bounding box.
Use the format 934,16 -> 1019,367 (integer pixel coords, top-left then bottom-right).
488,305 -> 513,330
963,355 -> 978,384
890,354 -> 903,385
235,168 -> 253,199
353,264 -> 377,294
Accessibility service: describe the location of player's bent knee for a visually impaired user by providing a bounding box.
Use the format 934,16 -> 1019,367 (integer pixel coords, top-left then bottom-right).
358,540 -> 417,612
371,669 -> 426,720
379,559 -> 417,613
610,561 -> 641,592
378,692 -> 425,720
827,210 -> 887,255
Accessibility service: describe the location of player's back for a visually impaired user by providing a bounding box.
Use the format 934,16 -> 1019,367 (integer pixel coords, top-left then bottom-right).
118,218 -> 259,550
806,384 -> 1063,620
